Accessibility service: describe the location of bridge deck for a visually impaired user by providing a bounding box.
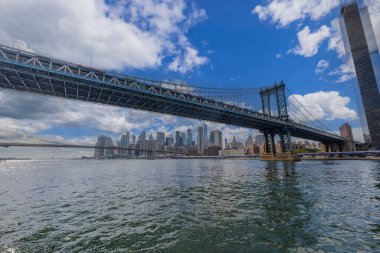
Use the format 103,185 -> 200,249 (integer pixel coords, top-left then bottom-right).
0,45 -> 344,143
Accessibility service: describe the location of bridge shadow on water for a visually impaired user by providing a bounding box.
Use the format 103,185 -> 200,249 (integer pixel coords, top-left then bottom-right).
259,162 -> 318,251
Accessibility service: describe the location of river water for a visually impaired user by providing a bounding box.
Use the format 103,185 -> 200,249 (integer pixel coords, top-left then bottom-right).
0,159 -> 379,252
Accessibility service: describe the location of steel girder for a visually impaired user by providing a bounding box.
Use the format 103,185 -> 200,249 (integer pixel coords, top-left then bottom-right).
0,44 -> 344,144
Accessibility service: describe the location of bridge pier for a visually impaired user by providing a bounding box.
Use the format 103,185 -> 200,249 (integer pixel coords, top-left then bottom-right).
260,130 -> 300,161
321,143 -> 343,153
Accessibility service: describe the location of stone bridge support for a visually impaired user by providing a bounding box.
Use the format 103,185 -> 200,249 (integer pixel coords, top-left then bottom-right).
260,129 -> 300,161
321,143 -> 344,153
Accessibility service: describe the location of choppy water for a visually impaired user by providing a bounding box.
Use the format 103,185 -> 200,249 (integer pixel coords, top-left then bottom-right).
0,159 -> 379,252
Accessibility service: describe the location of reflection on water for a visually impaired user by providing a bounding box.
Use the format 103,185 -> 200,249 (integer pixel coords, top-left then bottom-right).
261,162 -> 317,251
0,159 -> 379,252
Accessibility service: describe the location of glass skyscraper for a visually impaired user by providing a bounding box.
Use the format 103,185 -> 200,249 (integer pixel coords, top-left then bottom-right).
340,1 -> 380,149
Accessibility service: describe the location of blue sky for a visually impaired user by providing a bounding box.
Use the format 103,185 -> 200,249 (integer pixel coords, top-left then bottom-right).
0,0 -> 379,158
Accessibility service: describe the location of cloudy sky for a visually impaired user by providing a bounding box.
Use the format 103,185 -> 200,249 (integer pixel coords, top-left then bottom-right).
0,0 -> 379,158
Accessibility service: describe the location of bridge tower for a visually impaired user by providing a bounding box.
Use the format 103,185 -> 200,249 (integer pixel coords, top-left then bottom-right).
259,81 -> 298,161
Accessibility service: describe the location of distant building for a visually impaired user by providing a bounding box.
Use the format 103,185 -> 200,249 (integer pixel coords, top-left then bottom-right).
132,134 -> 136,144
186,146 -> 198,156
203,123 -> 208,148
203,146 -> 221,156
340,123 -> 356,151
210,131 -> 214,146
157,132 -> 165,146
187,128 -> 193,146
181,132 -> 186,146
210,130 -> 223,148
104,137 -> 114,158
138,131 -> 146,142
136,141 -> 144,156
228,136 -> 243,150
149,133 -> 154,141
219,149 -> 245,157
166,135 -> 174,147
340,123 -> 354,141
197,126 -> 204,154
245,135 -> 255,155
304,141 -> 312,149
255,134 -> 265,146
95,135 -> 107,159
94,135 -> 114,159
119,132 -> 130,157
146,139 -> 156,154
175,131 -> 181,147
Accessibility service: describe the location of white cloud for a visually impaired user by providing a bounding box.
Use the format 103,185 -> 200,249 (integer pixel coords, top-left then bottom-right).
365,0 -> 380,50
329,58 -> 356,83
327,18 -> 346,58
289,25 -> 330,57
315,60 -> 329,74
0,0 -> 207,72
168,35 -> 208,73
252,0 -> 340,28
288,91 -> 358,121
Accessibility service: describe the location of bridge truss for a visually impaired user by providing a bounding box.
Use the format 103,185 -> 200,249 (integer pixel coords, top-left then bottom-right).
0,44 -> 344,146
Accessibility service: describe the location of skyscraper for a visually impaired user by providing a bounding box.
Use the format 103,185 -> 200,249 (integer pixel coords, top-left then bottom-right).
104,137 -> 114,158
255,134 -> 265,146
246,135 -> 254,155
209,131 -> 215,146
210,130 -> 223,148
119,132 -> 130,157
246,135 -> 254,147
181,132 -> 186,146
340,123 -> 355,141
340,2 -> 380,149
138,130 -> 146,142
175,131 -> 181,147
95,136 -> 114,158
186,128 -> 193,146
166,135 -> 174,147
157,132 -> 165,145
132,134 -> 136,144
202,123 -> 209,148
197,126 -> 204,154
340,122 -> 356,151
95,135 -> 107,159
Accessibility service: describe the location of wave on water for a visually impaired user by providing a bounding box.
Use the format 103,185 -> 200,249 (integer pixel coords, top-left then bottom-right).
0,246 -> 17,253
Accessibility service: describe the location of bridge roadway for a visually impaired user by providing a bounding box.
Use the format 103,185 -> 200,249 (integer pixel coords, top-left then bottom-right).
0,45 -> 343,144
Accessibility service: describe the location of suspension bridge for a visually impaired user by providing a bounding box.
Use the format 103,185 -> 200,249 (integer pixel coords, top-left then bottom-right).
0,44 -> 345,160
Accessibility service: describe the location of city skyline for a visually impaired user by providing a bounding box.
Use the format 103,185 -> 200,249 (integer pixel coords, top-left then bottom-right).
0,0 -> 379,155
93,120 -> 350,159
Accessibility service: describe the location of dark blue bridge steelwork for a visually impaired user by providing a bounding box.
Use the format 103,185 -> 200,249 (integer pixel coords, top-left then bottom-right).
0,44 -> 344,151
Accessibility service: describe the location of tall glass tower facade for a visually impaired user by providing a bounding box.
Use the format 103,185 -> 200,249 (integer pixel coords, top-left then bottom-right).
340,1 -> 380,149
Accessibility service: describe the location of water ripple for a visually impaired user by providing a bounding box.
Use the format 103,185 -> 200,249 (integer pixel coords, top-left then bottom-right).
0,159 -> 379,252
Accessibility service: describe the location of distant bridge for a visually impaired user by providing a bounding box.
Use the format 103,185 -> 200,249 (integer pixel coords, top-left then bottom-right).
0,44 -> 345,157
0,142 -> 184,155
